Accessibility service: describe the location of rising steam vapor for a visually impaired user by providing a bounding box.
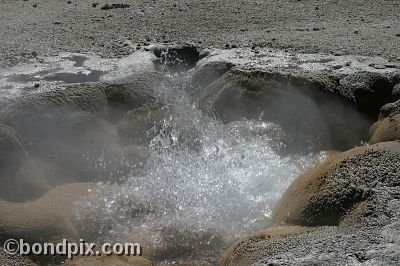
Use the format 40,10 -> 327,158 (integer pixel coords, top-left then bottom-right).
0,50 -> 371,264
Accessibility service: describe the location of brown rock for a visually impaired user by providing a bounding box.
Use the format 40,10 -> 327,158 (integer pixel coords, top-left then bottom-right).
0,183 -> 95,244
369,114 -> 400,144
220,226 -> 315,266
369,100 -> 400,144
272,141 -> 400,226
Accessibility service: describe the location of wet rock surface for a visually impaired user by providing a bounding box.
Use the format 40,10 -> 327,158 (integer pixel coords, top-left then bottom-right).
0,82 -> 160,201
1,1 -> 400,266
0,46 -> 400,265
191,60 -> 233,90
0,53 -> 163,202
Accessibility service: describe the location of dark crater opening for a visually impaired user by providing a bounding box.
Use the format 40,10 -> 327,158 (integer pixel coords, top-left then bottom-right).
153,45 -> 200,72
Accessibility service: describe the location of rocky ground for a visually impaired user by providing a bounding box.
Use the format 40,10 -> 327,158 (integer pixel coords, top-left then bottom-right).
1,0 -> 400,266
1,0 -> 400,66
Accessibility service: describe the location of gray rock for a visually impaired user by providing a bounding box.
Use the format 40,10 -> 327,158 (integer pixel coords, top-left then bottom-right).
221,224 -> 400,265
198,49 -> 211,60
104,82 -> 158,118
380,99 -> 400,118
339,72 -> 394,117
0,84 -> 108,158
0,83 -> 108,133
0,80 -> 159,186
7,83 -> 107,115
392,83 -> 400,100
191,61 -> 233,89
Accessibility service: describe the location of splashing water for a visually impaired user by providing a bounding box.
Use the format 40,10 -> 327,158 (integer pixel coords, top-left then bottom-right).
75,69 -> 327,263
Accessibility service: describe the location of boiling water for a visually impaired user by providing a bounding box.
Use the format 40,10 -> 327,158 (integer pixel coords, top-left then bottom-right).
75,69 -> 327,263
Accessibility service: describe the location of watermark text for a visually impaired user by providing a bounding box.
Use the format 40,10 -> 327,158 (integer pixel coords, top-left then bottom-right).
3,239 -> 142,259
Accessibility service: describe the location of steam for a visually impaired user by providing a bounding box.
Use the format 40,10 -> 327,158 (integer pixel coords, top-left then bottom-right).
0,52 -> 371,263
73,70 -> 329,263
